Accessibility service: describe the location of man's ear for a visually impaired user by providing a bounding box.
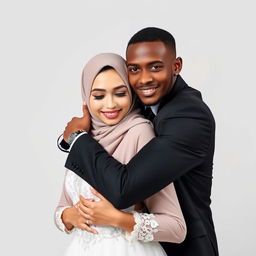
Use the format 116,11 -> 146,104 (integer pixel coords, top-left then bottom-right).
173,57 -> 183,75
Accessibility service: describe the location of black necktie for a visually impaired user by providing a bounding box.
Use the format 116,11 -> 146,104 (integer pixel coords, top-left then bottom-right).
144,107 -> 155,122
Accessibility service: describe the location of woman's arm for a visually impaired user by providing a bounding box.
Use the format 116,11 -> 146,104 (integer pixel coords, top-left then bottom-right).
54,170 -> 74,233
127,183 -> 187,243
79,186 -> 186,243
124,122 -> 186,243
54,170 -> 97,234
78,191 -> 135,232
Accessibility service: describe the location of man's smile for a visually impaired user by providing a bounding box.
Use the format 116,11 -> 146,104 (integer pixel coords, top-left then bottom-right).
136,85 -> 159,97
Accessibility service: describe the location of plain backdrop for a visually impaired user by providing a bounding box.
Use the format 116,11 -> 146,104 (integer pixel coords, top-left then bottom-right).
0,0 -> 255,255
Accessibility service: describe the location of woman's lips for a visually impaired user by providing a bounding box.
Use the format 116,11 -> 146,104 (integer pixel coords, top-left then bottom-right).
101,110 -> 121,119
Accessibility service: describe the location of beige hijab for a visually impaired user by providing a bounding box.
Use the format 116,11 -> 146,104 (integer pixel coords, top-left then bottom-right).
81,53 -> 152,163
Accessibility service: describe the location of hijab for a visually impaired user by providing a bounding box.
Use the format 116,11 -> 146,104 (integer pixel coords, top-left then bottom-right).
81,53 -> 152,163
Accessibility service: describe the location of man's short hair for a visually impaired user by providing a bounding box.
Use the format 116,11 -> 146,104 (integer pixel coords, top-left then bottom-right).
127,27 -> 176,54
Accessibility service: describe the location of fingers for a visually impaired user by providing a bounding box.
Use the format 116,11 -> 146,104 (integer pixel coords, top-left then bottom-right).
74,202 -> 80,209
79,195 -> 95,207
90,188 -> 106,201
66,117 -> 78,128
77,205 -> 94,221
71,117 -> 78,122
78,223 -> 98,234
91,187 -> 108,201
79,195 -> 94,202
78,200 -> 94,217
82,104 -> 89,117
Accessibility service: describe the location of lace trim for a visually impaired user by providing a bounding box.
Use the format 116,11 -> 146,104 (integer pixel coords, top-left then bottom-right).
125,211 -> 159,242
55,206 -> 73,234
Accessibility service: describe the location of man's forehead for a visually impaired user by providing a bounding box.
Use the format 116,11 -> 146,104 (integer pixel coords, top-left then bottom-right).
126,41 -> 171,64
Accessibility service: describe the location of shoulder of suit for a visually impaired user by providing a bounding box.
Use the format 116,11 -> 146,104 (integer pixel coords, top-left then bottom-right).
157,86 -> 214,121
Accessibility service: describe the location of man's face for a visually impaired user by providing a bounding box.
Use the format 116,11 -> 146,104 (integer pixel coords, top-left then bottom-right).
126,41 -> 181,105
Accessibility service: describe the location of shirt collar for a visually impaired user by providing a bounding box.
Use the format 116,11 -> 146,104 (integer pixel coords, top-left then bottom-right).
145,103 -> 160,116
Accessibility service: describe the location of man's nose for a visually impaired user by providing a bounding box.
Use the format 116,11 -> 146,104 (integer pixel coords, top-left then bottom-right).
139,70 -> 153,85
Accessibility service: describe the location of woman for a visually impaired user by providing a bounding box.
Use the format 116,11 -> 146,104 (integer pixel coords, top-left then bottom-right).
55,53 -> 186,255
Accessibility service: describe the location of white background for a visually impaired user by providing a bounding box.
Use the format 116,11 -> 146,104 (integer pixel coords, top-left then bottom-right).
0,0 -> 255,255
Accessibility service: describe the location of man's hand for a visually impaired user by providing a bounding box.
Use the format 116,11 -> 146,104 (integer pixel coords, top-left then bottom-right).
63,105 -> 91,142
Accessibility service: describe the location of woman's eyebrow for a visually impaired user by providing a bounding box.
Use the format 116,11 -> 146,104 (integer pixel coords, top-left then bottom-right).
91,85 -> 127,92
113,85 -> 127,90
91,88 -> 106,92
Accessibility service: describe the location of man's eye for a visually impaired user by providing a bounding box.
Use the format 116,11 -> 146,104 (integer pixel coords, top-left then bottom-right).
151,65 -> 162,71
93,95 -> 104,100
116,92 -> 126,97
128,67 -> 139,73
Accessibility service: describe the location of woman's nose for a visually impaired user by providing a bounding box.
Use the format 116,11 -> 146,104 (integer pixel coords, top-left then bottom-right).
105,96 -> 117,109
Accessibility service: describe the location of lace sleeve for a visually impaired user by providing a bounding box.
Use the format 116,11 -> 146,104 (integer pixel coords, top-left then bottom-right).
125,211 -> 159,242
143,183 -> 186,243
125,183 -> 186,243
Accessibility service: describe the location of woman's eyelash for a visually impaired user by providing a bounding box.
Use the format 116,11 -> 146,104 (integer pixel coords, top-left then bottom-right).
94,95 -> 104,100
116,92 -> 126,97
93,92 -> 126,99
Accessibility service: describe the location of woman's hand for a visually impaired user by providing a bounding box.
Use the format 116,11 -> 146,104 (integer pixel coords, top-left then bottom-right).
78,188 -> 121,227
78,188 -> 135,232
62,202 -> 98,234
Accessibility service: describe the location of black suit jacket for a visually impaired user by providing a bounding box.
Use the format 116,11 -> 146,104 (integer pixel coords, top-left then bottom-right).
65,75 -> 218,256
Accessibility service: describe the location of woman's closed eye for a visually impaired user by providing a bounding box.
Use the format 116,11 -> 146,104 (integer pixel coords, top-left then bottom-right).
93,95 -> 105,100
115,91 -> 127,97
92,92 -> 126,100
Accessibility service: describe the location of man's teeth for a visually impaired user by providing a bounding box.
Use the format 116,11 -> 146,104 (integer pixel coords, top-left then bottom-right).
142,88 -> 155,95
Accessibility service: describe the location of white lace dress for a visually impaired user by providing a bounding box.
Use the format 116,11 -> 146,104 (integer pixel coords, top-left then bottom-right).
55,170 -> 167,256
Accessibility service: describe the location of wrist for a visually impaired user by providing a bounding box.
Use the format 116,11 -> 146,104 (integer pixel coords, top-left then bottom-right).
68,130 -> 85,145
112,210 -> 135,233
111,210 -> 124,228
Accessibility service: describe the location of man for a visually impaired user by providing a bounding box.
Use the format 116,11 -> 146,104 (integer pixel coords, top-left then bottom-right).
60,27 -> 218,256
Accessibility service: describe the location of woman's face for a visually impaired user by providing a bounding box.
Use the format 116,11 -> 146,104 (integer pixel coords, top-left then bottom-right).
89,69 -> 132,126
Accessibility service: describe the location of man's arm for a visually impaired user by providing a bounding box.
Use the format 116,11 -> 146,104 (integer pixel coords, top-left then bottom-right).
65,105 -> 214,209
